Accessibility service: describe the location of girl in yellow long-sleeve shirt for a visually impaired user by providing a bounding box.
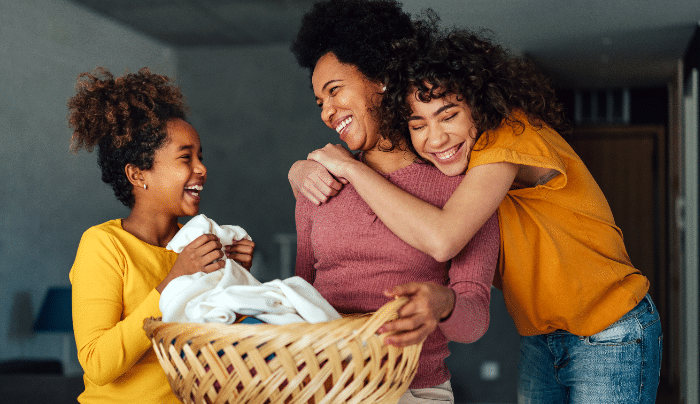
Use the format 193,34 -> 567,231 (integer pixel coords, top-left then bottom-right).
67,68 -> 254,403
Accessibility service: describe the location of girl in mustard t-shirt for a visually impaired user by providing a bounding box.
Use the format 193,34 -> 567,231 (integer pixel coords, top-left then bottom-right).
67,68 -> 254,403
290,28 -> 662,404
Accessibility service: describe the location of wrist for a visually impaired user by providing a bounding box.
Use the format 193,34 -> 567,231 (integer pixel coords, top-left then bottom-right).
343,158 -> 372,182
156,273 -> 175,294
439,288 -> 457,321
288,160 -> 304,184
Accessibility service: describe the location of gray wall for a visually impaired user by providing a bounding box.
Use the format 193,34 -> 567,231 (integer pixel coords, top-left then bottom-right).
174,45 -> 331,282
0,0 -> 175,371
0,0 -> 332,370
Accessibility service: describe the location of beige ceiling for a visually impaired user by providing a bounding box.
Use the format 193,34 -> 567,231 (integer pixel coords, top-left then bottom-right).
69,0 -> 700,89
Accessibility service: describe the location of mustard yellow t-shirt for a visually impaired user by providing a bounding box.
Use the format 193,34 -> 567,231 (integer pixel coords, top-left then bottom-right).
69,219 -> 181,403
469,112 -> 649,336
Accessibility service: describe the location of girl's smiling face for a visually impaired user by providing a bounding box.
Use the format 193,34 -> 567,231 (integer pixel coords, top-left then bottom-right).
311,52 -> 384,151
142,119 -> 207,218
407,91 -> 478,177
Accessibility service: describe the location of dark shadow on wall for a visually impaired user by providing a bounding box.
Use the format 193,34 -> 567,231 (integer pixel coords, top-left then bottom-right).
447,288 -> 519,403
8,291 -> 34,341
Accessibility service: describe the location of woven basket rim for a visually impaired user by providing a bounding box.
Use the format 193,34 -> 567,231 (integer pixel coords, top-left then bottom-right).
143,296 -> 421,404
144,296 -> 408,338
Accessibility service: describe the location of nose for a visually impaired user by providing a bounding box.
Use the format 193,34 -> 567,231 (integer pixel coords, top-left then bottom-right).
195,156 -> 207,180
427,125 -> 450,149
321,99 -> 336,127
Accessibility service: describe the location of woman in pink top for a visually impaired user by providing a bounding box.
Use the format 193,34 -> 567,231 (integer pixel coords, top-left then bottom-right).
290,1 -> 499,402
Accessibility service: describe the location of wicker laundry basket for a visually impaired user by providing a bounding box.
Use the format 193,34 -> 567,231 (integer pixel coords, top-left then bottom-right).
143,296 -> 422,404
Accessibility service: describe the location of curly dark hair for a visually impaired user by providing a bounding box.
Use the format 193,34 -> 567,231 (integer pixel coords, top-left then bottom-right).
291,0 -> 429,151
291,0 -> 416,83
380,27 -> 571,153
67,67 -> 187,208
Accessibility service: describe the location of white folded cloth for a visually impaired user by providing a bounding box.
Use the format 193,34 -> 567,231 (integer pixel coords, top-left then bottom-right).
159,214 -> 341,325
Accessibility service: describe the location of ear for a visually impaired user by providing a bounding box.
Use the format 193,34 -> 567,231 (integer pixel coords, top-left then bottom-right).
374,81 -> 386,93
124,164 -> 146,189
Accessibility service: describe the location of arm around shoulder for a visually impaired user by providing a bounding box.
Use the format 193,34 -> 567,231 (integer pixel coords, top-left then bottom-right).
427,163 -> 513,262
288,159 -> 345,204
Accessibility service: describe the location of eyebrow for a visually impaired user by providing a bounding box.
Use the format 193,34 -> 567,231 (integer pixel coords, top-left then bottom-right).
408,103 -> 457,121
321,79 -> 341,92
315,79 -> 342,102
178,144 -> 202,153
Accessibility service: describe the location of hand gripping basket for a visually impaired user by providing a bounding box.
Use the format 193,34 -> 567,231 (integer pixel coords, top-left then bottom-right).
143,297 -> 422,404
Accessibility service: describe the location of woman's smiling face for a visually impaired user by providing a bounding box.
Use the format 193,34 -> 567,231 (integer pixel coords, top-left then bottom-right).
407,91 -> 478,177
312,52 -> 384,151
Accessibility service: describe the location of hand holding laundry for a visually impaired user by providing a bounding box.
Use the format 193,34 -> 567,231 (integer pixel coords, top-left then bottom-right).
156,233 -> 226,293
225,238 -> 255,270
160,214 -> 341,325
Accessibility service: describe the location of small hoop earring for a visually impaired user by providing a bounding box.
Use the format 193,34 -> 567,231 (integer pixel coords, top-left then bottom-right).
143,184 -> 147,190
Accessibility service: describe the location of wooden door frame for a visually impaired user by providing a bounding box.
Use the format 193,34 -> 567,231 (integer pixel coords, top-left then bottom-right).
564,124 -> 676,403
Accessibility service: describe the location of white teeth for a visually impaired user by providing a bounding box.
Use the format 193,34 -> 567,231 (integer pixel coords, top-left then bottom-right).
335,117 -> 352,133
185,185 -> 203,196
435,145 -> 458,161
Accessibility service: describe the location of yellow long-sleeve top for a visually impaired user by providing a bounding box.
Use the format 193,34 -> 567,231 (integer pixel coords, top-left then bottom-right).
69,219 -> 181,403
469,112 -> 649,337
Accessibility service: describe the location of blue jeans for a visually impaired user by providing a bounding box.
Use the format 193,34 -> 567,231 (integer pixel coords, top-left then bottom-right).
517,295 -> 662,404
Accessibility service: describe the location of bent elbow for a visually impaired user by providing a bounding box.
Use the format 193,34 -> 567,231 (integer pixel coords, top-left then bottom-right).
431,251 -> 452,263
429,241 -> 463,263
422,228 -> 467,262
470,320 -> 490,343
79,354 -> 119,386
83,368 -> 113,386
463,316 -> 490,344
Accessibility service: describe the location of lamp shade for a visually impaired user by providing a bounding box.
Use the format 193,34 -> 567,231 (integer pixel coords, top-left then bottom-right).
33,287 -> 72,333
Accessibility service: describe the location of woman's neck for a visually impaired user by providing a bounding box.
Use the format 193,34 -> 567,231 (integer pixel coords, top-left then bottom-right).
362,140 -> 417,174
122,207 -> 181,248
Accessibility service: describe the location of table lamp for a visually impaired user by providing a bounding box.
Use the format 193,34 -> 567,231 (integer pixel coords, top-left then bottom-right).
33,286 -> 74,374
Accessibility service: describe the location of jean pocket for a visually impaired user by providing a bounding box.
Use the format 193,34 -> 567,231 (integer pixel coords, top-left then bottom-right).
585,319 -> 642,346
638,307 -> 661,330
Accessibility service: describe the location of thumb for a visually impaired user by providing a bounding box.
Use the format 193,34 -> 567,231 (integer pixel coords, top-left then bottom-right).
384,282 -> 419,298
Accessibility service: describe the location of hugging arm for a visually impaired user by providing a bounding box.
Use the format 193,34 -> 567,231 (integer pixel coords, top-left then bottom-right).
288,159 -> 346,204
308,144 -> 516,262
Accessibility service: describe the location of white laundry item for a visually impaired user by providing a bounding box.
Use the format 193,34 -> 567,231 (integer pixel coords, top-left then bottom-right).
159,214 -> 341,325
166,214 -> 253,254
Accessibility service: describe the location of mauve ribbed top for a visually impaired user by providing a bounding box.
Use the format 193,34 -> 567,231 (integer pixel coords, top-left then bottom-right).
295,160 -> 499,388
